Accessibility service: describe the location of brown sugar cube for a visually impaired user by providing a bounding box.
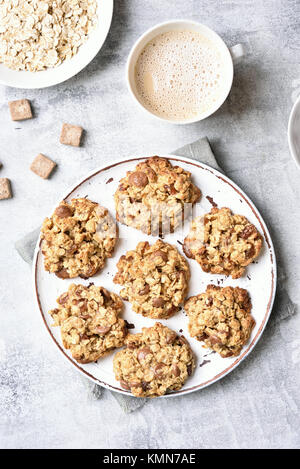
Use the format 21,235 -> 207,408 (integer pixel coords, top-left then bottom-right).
30,154 -> 56,179
8,99 -> 33,121
0,178 -> 12,200
60,123 -> 83,147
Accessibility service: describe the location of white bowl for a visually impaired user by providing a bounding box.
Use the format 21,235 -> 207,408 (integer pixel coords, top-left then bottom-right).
0,0 -> 113,89
126,20 -> 235,125
288,94 -> 300,170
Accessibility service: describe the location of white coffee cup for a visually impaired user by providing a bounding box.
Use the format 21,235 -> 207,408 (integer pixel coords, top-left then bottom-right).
126,20 -> 244,124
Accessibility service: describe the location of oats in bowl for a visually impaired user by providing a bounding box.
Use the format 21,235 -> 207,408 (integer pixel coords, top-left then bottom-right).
0,0 -> 98,72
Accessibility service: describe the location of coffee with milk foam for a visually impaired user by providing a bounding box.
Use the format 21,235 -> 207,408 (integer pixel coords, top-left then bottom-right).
135,30 -> 227,121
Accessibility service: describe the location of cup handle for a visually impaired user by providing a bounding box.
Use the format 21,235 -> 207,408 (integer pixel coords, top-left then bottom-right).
229,43 -> 245,64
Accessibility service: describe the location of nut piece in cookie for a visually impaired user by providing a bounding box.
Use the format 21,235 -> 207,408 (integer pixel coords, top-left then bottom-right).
114,239 -> 190,319
114,156 -> 201,235
183,207 -> 262,279
41,198 -> 117,279
49,284 -> 127,363
113,322 -> 195,397
185,285 -> 255,357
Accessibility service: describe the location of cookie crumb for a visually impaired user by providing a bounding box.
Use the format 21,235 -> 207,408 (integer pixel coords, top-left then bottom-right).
203,350 -> 216,357
0,178 -> 12,200
60,123 -> 83,147
124,320 -> 135,330
30,154 -> 56,179
9,99 -> 32,121
206,195 -> 218,207
106,178 -> 114,184
199,359 -> 211,367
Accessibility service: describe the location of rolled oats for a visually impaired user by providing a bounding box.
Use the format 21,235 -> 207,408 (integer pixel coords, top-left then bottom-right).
0,1 -> 98,71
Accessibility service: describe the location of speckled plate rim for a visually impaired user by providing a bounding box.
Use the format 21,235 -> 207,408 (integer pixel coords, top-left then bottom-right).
32,154 -> 277,398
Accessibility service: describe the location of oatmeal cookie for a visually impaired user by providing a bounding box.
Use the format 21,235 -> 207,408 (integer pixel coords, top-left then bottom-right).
183,207 -> 262,279
114,156 -> 201,235
114,240 -> 190,319
49,283 -> 127,363
41,198 -> 117,279
185,285 -> 255,357
113,322 -> 195,397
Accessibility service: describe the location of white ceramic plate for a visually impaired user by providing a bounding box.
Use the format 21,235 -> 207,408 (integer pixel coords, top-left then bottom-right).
33,155 -> 277,398
0,0 -> 113,89
288,95 -> 300,170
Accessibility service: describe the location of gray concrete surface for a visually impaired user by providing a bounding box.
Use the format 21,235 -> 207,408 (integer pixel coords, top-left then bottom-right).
0,0 -> 299,449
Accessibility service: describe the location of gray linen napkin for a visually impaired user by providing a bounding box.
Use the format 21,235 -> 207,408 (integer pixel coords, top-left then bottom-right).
15,137 -> 296,413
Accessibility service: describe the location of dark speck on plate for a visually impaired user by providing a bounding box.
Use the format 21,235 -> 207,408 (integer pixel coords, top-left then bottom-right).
199,359 -> 211,367
125,320 -> 135,329
203,350 -> 216,357
206,195 -> 218,207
